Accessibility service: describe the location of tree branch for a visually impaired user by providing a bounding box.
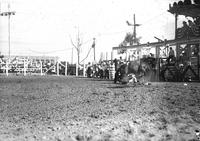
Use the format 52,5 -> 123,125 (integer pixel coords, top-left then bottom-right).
69,35 -> 78,50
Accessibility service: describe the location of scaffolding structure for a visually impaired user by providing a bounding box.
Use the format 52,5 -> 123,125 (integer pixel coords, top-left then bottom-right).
0,55 -> 58,75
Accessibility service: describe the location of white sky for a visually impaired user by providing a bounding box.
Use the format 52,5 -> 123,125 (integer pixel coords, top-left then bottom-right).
0,0 -> 187,62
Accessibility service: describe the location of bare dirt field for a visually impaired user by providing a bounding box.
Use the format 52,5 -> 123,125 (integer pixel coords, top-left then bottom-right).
0,75 -> 200,141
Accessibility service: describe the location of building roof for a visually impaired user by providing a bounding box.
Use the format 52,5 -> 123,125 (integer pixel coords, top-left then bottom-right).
112,37 -> 200,50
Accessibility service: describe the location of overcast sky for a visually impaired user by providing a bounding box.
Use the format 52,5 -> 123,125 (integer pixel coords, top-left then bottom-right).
0,0 -> 186,62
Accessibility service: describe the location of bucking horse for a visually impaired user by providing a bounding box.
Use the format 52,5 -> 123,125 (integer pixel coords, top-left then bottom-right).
114,57 -> 156,84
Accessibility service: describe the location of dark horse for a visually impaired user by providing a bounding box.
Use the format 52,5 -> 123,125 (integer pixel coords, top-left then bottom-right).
114,58 -> 156,84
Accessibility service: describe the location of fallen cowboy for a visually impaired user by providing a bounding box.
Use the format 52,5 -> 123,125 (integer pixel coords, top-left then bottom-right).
120,73 -> 138,84
114,59 -> 154,84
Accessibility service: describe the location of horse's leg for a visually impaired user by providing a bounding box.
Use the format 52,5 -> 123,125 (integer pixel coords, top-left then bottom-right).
114,69 -> 120,83
114,72 -> 117,83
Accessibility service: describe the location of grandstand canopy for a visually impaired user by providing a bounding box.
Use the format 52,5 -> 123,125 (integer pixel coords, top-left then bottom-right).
168,4 -> 200,18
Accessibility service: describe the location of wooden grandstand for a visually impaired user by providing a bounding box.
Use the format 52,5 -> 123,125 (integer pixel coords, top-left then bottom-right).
0,55 -> 58,75
113,0 -> 200,82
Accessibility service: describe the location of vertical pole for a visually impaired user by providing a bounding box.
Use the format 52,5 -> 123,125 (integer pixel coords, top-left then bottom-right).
83,62 -> 86,77
138,49 -> 142,61
24,58 -> 26,76
6,59 -> 8,76
100,52 -> 103,62
65,61 -> 67,76
7,4 -> 12,72
92,38 -> 96,76
176,43 -> 180,59
7,4 -> 11,61
111,51 -> 113,62
175,14 -> 179,81
126,51 -> 128,62
7,5 -> 10,77
156,46 -> 160,58
76,62 -> 78,76
8,14 -> 10,60
94,44 -> 95,62
93,38 -> 96,62
156,46 -> 160,81
40,60 -> 43,76
111,50 -> 114,79
198,42 -> 200,81
175,14 -> 178,39
71,48 -> 73,64
133,14 -> 136,41
57,61 -> 59,76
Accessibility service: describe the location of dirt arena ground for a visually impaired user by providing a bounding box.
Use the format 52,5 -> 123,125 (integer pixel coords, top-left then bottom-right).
0,75 -> 200,141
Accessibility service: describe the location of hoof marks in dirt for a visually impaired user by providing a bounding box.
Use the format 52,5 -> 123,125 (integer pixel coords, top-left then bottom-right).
89,114 -> 99,119
148,133 -> 155,138
47,126 -> 61,132
188,139 -> 200,141
158,125 -> 167,130
75,135 -> 85,141
140,129 -> 147,134
165,134 -> 173,140
74,134 -> 112,141
125,128 -> 134,135
92,92 -> 99,95
148,110 -> 158,115
178,126 -> 191,134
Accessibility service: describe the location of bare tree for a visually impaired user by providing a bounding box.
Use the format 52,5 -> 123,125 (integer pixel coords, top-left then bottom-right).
70,30 -> 82,66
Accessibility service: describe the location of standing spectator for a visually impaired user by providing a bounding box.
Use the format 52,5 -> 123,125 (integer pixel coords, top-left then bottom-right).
194,17 -> 200,26
183,21 -> 189,29
166,47 -> 175,65
119,56 -> 124,64
113,58 -> 118,71
86,62 -> 92,78
188,20 -> 195,28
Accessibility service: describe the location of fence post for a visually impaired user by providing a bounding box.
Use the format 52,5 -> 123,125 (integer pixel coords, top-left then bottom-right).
109,63 -> 115,80
76,62 -> 78,76
111,51 -> 113,61
24,58 -> 26,76
83,62 -> 86,77
57,62 -> 59,76
156,46 -> 160,81
6,59 -> 8,76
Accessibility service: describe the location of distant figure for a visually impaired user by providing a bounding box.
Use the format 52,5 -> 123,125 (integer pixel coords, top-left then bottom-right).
119,56 -> 124,64
183,21 -> 190,34
188,20 -> 196,35
177,21 -> 190,39
86,62 -> 92,78
149,53 -> 154,58
194,17 -> 200,26
0,52 -> 3,59
183,21 -> 189,28
167,47 -> 175,65
113,57 -> 124,71
113,58 -> 118,71
188,20 -> 195,28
